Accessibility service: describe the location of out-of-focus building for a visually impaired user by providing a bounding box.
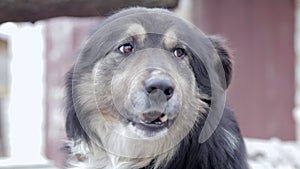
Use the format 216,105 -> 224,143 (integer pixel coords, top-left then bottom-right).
0,35 -> 8,158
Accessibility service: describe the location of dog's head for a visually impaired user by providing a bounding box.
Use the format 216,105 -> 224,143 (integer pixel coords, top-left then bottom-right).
66,7 -> 232,160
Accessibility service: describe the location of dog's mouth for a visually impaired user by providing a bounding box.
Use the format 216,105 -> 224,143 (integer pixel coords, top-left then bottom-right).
139,111 -> 168,125
127,110 -> 177,133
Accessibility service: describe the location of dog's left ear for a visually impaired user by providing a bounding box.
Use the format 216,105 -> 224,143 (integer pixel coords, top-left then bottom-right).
208,36 -> 233,89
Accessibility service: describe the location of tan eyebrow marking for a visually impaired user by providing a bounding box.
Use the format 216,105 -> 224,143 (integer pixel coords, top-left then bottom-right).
126,23 -> 147,44
163,29 -> 178,49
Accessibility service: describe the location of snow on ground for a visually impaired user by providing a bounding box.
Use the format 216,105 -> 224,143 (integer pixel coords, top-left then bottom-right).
245,138 -> 300,169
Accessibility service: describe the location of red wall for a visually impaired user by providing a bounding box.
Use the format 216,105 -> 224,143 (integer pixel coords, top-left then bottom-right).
45,17 -> 101,167
193,0 -> 295,140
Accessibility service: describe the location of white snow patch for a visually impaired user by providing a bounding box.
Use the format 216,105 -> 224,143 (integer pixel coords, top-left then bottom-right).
245,138 -> 300,169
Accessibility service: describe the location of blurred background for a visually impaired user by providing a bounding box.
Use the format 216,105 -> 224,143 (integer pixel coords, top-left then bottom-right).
0,0 -> 299,168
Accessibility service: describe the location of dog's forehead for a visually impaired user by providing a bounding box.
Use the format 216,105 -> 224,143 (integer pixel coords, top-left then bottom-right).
122,14 -> 189,49
86,9 -> 209,60
119,11 -> 207,45
94,8 -> 207,44
126,14 -> 183,35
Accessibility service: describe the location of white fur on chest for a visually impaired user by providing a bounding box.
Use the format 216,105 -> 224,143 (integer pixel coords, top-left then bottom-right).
66,139 -> 154,169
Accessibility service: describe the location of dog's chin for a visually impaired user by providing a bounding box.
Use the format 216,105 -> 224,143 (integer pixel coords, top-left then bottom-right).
127,122 -> 170,138
133,121 -> 171,137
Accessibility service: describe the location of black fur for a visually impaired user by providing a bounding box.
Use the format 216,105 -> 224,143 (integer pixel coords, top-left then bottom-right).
65,69 -> 89,142
141,108 -> 247,169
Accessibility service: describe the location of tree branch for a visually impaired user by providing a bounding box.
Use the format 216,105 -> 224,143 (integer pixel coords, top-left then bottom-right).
0,0 -> 179,23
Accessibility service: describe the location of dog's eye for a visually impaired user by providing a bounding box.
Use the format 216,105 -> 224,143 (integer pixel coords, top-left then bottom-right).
118,43 -> 134,54
173,48 -> 186,58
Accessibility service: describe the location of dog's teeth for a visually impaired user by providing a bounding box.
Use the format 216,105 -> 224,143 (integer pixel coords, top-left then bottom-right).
160,114 -> 168,122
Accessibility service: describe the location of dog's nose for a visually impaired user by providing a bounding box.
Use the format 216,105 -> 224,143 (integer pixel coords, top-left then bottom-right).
145,78 -> 174,100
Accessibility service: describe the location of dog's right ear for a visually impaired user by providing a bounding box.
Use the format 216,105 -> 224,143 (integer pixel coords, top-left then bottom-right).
208,36 -> 233,89
65,68 -> 89,142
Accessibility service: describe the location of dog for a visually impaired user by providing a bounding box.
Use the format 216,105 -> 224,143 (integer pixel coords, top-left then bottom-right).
65,7 -> 248,169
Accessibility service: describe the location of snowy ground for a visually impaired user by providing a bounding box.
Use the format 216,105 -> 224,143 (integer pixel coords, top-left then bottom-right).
245,138 -> 300,169
0,138 -> 299,169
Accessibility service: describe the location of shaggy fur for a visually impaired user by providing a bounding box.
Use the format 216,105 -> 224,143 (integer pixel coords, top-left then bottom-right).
65,7 -> 248,169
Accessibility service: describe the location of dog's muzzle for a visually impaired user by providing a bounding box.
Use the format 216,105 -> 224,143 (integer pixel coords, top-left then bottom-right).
128,70 -> 180,132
